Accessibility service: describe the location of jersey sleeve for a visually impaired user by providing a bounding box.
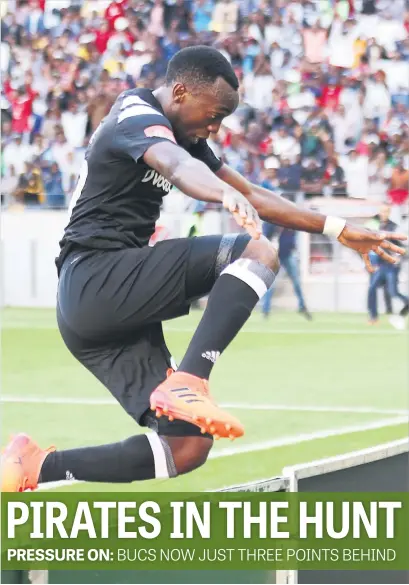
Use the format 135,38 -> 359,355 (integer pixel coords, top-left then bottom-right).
115,96 -> 176,163
187,139 -> 223,173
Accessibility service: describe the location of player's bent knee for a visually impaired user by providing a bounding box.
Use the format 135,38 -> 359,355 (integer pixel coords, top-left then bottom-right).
165,436 -> 213,475
242,236 -> 280,274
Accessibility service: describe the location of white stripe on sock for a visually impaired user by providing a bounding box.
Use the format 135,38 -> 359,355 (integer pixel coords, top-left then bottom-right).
146,433 -> 169,479
221,259 -> 268,299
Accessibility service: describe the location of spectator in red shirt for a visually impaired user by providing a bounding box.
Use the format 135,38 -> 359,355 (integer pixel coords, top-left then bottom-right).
94,22 -> 112,55
318,78 -> 342,110
105,0 -> 127,32
30,0 -> 45,10
5,83 -> 38,135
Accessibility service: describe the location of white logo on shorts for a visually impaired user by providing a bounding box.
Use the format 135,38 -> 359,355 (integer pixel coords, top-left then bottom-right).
201,350 -> 220,364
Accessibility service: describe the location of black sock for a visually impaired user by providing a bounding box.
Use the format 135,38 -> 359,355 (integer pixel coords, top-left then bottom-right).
39,435 -> 155,483
179,262 -> 275,379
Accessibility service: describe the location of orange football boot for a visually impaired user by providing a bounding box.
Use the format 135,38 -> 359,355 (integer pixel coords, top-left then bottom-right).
150,371 -> 244,440
1,433 -> 55,492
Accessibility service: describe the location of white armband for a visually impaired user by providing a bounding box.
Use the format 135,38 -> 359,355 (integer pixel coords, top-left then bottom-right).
323,216 -> 346,238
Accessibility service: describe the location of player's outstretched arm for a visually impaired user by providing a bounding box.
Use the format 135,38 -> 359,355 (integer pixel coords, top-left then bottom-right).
144,141 -> 261,238
216,164 -> 407,271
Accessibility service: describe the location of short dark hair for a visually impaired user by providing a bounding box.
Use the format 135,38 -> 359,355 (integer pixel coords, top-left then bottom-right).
165,46 -> 239,91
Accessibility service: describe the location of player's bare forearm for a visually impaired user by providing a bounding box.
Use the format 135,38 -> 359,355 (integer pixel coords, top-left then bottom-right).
144,141 -> 225,203
247,184 -> 326,233
216,164 -> 325,233
144,142 -> 261,238
216,164 -> 407,270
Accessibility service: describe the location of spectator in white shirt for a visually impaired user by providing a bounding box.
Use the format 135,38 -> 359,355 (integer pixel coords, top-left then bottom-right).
272,127 -> 300,163
1,164 -> 19,202
50,130 -> 73,176
243,53 -> 275,109
363,72 -> 391,123
1,41 -> 10,74
3,135 -> 34,177
330,104 -> 362,154
62,150 -> 78,197
61,100 -> 88,149
368,151 -> 392,199
340,149 -> 369,198
125,42 -> 152,81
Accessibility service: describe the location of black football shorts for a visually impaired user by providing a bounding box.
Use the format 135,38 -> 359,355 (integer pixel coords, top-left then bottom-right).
57,235 -> 250,436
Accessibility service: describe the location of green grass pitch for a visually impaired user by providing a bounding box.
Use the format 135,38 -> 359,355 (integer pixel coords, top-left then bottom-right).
2,308 -> 408,492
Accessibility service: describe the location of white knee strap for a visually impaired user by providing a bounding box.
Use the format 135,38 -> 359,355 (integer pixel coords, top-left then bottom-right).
146,433 -> 177,478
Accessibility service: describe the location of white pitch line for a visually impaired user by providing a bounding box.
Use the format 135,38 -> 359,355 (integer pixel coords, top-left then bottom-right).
3,323 -> 405,335
164,327 -> 404,335
2,395 -> 408,416
210,416 -> 408,459
222,403 -> 409,416
37,416 -> 407,491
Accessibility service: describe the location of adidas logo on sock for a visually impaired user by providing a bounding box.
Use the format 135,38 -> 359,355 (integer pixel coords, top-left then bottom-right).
66,470 -> 75,481
201,350 -> 220,364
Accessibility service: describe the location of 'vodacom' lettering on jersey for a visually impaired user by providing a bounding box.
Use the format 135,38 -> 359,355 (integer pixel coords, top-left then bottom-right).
141,169 -> 172,193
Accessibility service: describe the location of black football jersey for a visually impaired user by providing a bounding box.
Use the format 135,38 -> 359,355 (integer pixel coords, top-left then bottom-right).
57,88 -> 222,269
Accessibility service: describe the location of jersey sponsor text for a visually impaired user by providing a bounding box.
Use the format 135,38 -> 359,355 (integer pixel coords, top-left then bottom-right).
141,169 -> 172,193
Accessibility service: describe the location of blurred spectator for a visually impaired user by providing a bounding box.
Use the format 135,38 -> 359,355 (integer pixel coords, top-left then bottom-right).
61,100 -> 87,148
222,132 -> 246,172
25,0 -> 46,37
193,0 -> 213,32
301,158 -> 325,197
1,164 -> 19,204
367,203 -> 408,327
43,162 -> 65,208
388,160 -> 409,205
322,155 -> 347,196
260,162 -> 279,191
302,21 -> 327,64
368,151 -> 391,199
261,225 -> 312,320
14,162 -> 44,206
4,82 -> 38,135
50,130 -> 72,174
3,134 -> 34,176
341,149 -> 369,198
276,157 -> 302,196
363,70 -> 391,123
62,151 -> 78,196
148,0 -> 165,37
243,52 -> 275,110
212,0 -> 238,33
105,0 -> 127,31
271,127 -> 300,163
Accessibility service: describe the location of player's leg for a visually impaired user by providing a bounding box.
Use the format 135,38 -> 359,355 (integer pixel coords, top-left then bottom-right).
151,233 -> 280,437
2,430 -> 213,491
1,323 -> 214,491
177,234 -> 279,378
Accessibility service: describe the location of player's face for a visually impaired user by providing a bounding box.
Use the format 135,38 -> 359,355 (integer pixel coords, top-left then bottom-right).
171,78 -> 239,145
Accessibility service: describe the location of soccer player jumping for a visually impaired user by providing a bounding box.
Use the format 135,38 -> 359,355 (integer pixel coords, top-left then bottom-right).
2,47 -> 406,492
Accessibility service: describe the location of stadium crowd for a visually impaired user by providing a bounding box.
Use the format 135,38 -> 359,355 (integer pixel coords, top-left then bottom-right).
1,0 -> 409,210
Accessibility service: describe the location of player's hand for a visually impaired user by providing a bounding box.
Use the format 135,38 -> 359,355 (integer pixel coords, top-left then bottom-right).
222,189 -> 262,239
338,224 -> 407,273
